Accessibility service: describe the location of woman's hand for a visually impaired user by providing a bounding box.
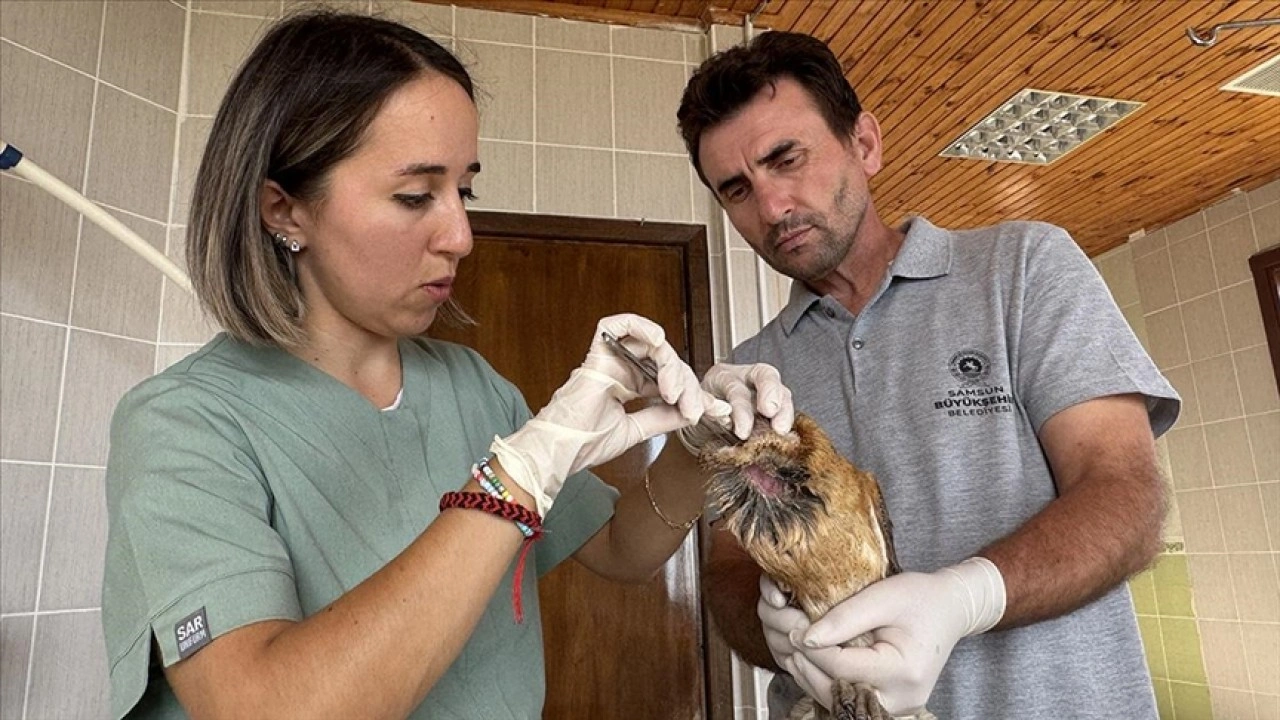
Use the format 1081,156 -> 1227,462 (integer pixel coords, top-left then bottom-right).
491,313 -> 725,516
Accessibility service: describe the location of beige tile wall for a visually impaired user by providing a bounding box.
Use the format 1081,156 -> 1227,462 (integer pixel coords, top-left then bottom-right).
1,0 -> 185,716
1,2 -> 768,718
1097,179 -> 1280,719
27,5 -> 1276,720
1131,551 -> 1215,719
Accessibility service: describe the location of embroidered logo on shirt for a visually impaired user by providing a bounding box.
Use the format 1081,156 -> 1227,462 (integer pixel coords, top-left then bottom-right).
933,349 -> 1016,418
175,607 -> 211,659
948,350 -> 991,385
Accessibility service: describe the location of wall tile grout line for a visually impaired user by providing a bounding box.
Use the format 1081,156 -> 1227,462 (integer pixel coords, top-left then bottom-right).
1,460 -> 108,471
529,11 -> 537,214
0,312 -> 167,347
1140,612 -> 1280,623
0,38 -> 179,116
19,461 -> 57,720
684,35 -> 696,225
156,0 -> 196,368
1150,354 -> 1276,390
0,173 -> 166,229
1174,208 -> 1228,552
2,608 -> 102,620
86,200 -> 168,228
1155,612 -> 1171,713
608,31 -> 617,219
94,79 -> 179,117
21,3 -> 111,715
1238,200 -> 1279,559
1158,282 -> 1268,310
481,137 -> 691,158
188,8 -> 279,21
1225,213 -> 1267,521
1198,199 -> 1259,715
456,35 -> 695,65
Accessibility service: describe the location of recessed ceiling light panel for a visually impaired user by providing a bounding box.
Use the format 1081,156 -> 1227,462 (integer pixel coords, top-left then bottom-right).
1223,53 -> 1280,97
940,89 -> 1143,165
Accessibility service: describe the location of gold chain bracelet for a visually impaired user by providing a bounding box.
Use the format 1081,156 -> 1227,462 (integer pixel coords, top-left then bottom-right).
643,473 -> 701,531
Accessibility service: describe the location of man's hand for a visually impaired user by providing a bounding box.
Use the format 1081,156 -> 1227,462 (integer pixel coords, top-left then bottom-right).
797,558 -> 1006,716
758,575 -> 808,670
757,576 -> 840,709
702,363 -> 794,439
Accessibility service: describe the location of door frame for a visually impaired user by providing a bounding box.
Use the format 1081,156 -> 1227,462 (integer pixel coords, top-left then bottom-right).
1250,242 -> 1280,395
467,209 -> 733,720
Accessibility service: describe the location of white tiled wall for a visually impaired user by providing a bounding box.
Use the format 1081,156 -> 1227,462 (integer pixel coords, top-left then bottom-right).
1095,180 -> 1280,717
2,0 -> 185,715
0,2 -> 785,718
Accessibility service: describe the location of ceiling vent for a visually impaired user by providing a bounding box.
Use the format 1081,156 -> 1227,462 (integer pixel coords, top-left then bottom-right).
1223,53 -> 1280,97
940,88 -> 1142,165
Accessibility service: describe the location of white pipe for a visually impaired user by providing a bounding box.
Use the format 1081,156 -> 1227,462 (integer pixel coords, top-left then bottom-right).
0,141 -> 194,294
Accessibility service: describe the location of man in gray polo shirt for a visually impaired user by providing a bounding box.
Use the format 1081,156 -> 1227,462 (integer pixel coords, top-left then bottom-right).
678,31 -> 1179,719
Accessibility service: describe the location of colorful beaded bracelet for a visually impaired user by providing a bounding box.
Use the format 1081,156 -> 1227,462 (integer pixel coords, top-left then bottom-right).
471,461 -> 532,537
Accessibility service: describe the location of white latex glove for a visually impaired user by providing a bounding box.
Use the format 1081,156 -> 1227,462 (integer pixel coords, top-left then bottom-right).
758,575 -> 835,710
796,557 -> 1007,716
701,362 -> 795,439
491,313 -> 724,517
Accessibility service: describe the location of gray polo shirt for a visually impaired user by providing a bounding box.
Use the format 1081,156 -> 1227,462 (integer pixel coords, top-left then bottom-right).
734,217 -> 1178,719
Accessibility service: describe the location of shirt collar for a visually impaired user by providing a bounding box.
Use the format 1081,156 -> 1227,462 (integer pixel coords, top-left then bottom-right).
778,281 -> 822,335
890,215 -> 952,280
776,215 -> 953,335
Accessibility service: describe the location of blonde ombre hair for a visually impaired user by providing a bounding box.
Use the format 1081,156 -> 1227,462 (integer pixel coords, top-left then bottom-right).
187,11 -> 475,347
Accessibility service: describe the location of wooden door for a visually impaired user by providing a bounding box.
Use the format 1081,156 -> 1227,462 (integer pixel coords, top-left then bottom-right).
428,212 -> 730,719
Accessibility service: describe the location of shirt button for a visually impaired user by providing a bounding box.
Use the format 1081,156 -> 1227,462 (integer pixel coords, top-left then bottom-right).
823,306 -> 835,318
852,338 -> 865,350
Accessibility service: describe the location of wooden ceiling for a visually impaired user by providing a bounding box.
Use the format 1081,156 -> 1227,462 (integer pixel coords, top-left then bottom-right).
430,1 -> 1280,256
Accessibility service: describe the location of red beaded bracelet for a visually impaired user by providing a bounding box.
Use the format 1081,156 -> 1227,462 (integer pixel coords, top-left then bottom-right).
439,491 -> 544,622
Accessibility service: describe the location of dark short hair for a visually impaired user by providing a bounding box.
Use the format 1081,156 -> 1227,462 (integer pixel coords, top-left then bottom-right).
188,11 -> 474,347
677,31 -> 862,188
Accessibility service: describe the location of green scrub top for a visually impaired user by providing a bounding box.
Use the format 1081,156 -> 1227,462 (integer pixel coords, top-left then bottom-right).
102,334 -> 617,719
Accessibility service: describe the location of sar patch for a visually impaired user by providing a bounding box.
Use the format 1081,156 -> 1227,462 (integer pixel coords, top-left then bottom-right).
948,350 -> 991,386
175,607 -> 211,659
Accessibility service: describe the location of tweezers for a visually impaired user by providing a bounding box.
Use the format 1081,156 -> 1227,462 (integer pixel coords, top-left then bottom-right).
600,331 -> 742,446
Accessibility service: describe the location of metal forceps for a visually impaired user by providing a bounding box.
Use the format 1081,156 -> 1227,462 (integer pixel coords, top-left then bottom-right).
600,331 -> 741,446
